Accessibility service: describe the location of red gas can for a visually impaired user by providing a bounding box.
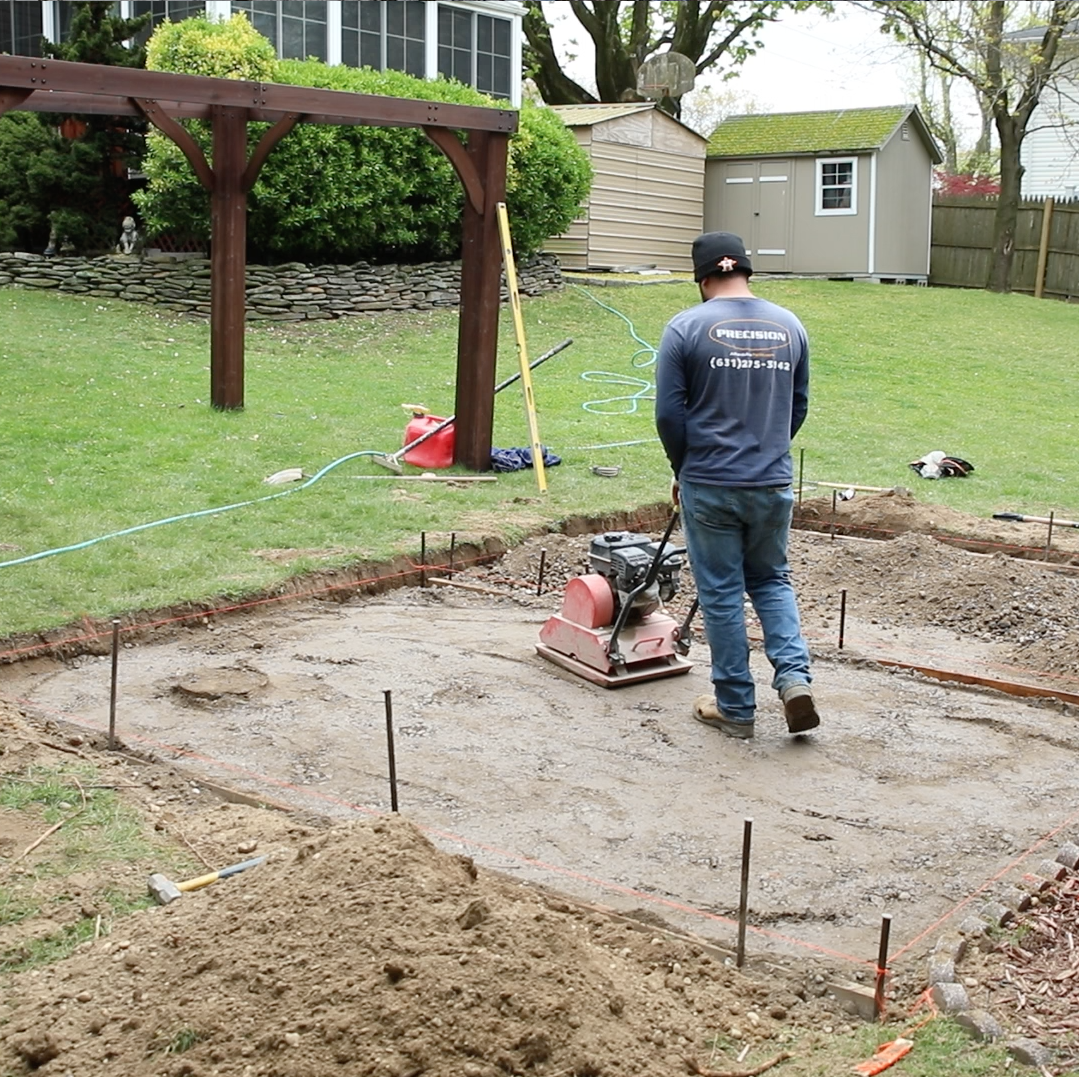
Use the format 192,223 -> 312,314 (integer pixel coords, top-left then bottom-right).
402,415 -> 456,469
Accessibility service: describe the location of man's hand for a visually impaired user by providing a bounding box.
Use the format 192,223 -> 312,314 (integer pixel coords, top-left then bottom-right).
671,479 -> 680,507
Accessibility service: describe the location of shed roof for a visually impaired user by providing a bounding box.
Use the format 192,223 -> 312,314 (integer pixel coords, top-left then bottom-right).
551,101 -> 706,139
707,104 -> 940,161
1005,18 -> 1079,42
550,102 -> 658,126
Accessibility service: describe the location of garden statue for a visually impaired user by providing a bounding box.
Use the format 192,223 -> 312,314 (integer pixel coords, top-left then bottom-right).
116,216 -> 140,255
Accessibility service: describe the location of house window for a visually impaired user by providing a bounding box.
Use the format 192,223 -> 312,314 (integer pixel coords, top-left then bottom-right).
816,157 -> 857,215
0,0 -> 44,56
131,1 -> 206,45
342,1 -> 425,76
231,1 -> 328,61
438,4 -> 512,100
475,12 -> 510,98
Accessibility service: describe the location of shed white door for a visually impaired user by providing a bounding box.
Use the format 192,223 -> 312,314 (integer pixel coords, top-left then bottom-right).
714,160 -> 791,271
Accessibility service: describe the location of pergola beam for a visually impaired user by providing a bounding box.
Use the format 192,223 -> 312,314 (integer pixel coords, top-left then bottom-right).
0,56 -> 516,131
0,54 -> 516,469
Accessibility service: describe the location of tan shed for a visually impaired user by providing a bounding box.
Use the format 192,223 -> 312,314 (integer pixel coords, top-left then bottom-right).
704,105 -> 942,280
545,103 -> 707,272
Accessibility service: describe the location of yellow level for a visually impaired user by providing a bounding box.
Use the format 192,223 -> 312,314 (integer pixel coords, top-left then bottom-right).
495,201 -> 547,493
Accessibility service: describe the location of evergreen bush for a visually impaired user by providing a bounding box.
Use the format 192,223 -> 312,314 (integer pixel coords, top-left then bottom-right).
0,1 -> 148,254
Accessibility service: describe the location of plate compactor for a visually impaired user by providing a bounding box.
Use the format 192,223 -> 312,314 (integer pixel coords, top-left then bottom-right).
536,515 -> 695,688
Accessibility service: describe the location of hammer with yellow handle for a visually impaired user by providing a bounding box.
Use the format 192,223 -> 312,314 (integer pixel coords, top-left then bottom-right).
148,855 -> 266,905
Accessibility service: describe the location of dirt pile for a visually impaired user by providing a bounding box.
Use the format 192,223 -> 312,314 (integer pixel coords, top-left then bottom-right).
795,488 -> 1079,557
1,804 -> 851,1077
788,530 -> 1079,679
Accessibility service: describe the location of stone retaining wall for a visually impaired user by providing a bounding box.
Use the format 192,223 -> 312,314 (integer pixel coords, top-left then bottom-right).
0,251 -> 563,320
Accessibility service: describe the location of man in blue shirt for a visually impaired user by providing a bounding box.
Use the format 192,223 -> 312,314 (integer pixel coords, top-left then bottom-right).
655,232 -> 818,739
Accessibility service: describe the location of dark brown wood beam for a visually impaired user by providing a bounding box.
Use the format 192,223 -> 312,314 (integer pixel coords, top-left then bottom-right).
0,88 -> 32,117
0,55 -> 517,133
209,105 -> 248,411
454,131 -> 510,472
242,111 -> 303,193
424,126 -> 484,215
133,97 -> 214,192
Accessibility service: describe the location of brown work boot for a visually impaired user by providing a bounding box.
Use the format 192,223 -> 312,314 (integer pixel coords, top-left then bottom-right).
692,694 -> 754,739
781,684 -> 820,734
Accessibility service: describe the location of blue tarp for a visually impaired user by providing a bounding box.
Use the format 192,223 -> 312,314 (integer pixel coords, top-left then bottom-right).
489,446 -> 562,472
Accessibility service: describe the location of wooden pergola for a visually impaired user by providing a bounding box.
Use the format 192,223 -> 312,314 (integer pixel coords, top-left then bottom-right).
0,55 -> 518,471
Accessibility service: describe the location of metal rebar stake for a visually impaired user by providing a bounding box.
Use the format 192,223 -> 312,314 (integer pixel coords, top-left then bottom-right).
839,589 -> 847,650
1046,512 -> 1055,561
736,817 -> 753,968
419,532 -> 426,587
108,618 -> 120,750
874,913 -> 892,1020
449,532 -> 456,577
536,547 -> 547,597
384,689 -> 399,813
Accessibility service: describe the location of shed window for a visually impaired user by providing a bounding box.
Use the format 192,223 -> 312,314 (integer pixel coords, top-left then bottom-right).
0,0 -> 44,56
816,157 -> 857,215
342,1 -> 426,77
231,1 -> 328,62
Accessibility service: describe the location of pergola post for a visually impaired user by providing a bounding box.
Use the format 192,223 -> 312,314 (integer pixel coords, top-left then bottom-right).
454,130 -> 509,471
210,105 -> 248,410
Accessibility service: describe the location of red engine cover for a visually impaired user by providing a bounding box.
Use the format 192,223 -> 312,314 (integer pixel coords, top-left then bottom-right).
561,574 -> 614,629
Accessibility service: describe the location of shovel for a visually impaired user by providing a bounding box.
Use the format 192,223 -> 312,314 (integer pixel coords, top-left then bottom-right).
993,512 -> 1079,529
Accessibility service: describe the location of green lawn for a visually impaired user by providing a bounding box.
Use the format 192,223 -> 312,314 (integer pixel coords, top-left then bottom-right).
1,279 -> 1077,637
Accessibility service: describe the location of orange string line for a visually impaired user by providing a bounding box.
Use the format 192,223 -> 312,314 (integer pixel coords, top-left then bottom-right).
10,693 -> 872,968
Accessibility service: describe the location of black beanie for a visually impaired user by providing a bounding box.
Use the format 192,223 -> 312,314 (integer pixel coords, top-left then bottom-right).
692,231 -> 753,281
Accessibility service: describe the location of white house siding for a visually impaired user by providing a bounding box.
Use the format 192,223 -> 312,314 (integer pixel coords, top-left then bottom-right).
1022,44 -> 1079,198
1022,89 -> 1079,198
3,1 -> 526,107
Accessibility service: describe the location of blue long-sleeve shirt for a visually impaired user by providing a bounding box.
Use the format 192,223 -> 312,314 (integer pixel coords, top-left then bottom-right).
655,296 -> 809,486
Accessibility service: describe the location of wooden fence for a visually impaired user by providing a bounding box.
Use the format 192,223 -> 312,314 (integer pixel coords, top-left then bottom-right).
930,195 -> 1079,299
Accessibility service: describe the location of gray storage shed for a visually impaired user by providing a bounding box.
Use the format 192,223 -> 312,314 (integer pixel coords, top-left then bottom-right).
545,102 -> 707,272
704,105 -> 942,280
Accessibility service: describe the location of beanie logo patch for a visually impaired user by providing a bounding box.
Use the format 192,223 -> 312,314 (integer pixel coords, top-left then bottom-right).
717,256 -> 737,272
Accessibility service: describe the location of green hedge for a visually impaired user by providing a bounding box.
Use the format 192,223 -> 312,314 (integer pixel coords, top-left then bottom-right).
0,113 -> 57,250
134,14 -> 591,262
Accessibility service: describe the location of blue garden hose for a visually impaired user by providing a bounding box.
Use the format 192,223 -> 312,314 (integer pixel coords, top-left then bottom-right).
573,285 -> 659,416
4,291 -> 670,569
0,449 -> 387,570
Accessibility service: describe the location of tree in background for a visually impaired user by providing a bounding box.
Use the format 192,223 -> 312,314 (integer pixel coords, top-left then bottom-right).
862,0 -> 1079,292
678,83 -> 760,136
135,15 -> 592,263
0,2 -> 150,253
899,3 -> 998,178
523,0 -> 828,115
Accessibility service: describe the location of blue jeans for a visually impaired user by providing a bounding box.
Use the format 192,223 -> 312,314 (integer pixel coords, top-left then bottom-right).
679,480 -> 811,721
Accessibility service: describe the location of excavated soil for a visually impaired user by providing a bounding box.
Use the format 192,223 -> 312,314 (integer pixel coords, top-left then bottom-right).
3,491 -> 1079,1076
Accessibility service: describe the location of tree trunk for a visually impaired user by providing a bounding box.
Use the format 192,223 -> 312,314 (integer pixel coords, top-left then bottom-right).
522,2 -> 595,105
988,116 -> 1023,293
